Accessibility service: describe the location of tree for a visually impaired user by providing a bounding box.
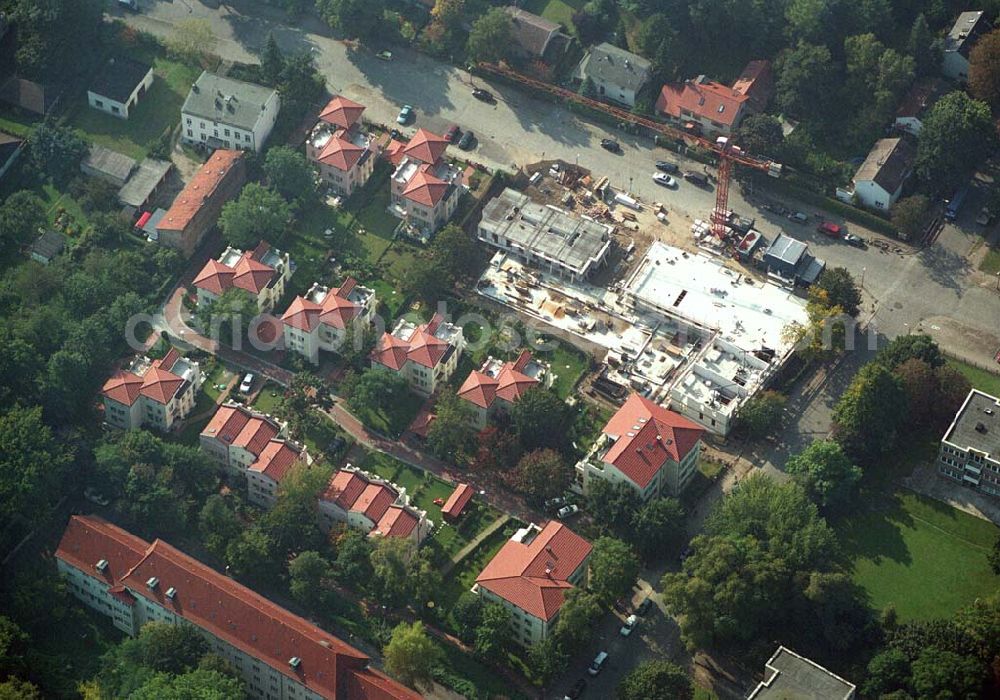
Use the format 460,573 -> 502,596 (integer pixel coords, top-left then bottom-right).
734,113 -> 784,157
128,669 -> 245,700
553,589 -> 603,653
402,261 -> 450,304
383,622 -> 442,691
219,183 -> 292,249
0,405 -> 74,522
589,537 -> 640,605
511,387 -> 571,453
891,195 -> 930,240
635,14 -> 677,79
426,390 -> 476,463
785,440 -> 861,509
370,537 -> 415,606
315,0 -> 385,40
785,0 -> 834,44
467,8 -> 512,64
264,146 -> 316,202
0,677 -> 41,700
587,479 -> 641,536
225,527 -> 276,585
800,571 -> 875,651
526,636 -> 568,686
915,91 -> 996,194
617,660 -> 692,700
735,390 -> 787,439
908,14 -> 939,78
452,592 -> 485,642
279,372 -> 322,439
910,648 -> 985,699
122,623 -> 208,675
877,333 -> 944,370
333,529 -> 373,588
474,603 -> 512,658
509,449 -> 571,503
197,287 -> 257,347
288,551 -> 333,610
166,18 -> 217,64
863,648 -> 911,697
261,33 -> 285,85
630,497 -> 685,561
0,191 -> 45,247
969,29 -> 1000,111
198,495 -> 243,561
6,0 -> 103,83
26,122 -> 87,186
989,536 -> 1000,575
894,358 -> 970,431
429,224 -> 482,283
262,463 -> 330,562
430,0 -> 466,35
775,42 -> 836,120
0,616 -> 28,680
344,368 -> 411,420
832,362 -> 908,464
815,267 -> 861,317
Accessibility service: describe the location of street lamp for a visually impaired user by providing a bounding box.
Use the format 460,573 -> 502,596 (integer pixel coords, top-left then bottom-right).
995,271 -> 999,291
861,267 -> 866,290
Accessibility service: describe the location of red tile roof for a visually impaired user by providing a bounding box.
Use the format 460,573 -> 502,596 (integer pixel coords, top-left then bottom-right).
282,278 -> 363,333
201,404 -> 281,456
56,515 -> 420,700
656,80 -> 749,128
401,168 -> 449,207
101,370 -> 144,407
730,59 -> 774,111
248,439 -> 304,482
139,365 -> 185,405
384,138 -> 407,167
371,333 -> 410,371
374,506 -> 418,538
405,327 -> 449,368
372,314 -> 452,371
322,470 -> 368,509
318,96 -> 365,130
192,259 -> 235,295
402,129 -> 448,164
316,135 -> 365,172
475,521 -> 592,621
601,393 -> 705,489
407,405 -> 436,438
321,470 -> 416,535
458,351 -> 539,409
232,254 -> 276,295
281,295 -> 323,331
457,371 -> 497,409
441,483 -> 474,519
355,483 -> 396,522
158,150 -> 244,234
193,242 -> 279,297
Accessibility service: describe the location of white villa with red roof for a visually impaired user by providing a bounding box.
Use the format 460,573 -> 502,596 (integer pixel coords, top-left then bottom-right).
389,128 -> 465,241
281,277 -> 377,365
192,241 -> 292,313
317,466 -> 432,544
306,96 -> 379,197
55,515 -> 421,700
473,521 -> 591,646
371,313 -> 465,396
457,350 -> 552,429
199,401 -> 311,507
575,393 -> 705,500
101,349 -> 203,432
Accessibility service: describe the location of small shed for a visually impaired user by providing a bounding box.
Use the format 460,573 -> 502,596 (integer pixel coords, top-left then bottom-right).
81,144 -> 137,187
30,231 -> 67,265
118,158 -> 172,209
87,57 -> 154,120
441,483 -> 474,521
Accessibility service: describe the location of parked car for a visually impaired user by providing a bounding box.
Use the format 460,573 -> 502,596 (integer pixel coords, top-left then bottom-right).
817,221 -> 842,237
458,130 -> 475,150
683,171 -> 708,186
544,496 -> 566,510
443,124 -> 460,142
84,486 -> 111,507
977,206 -> 994,226
239,373 -> 254,393
652,172 -> 677,188
557,504 -> 580,519
563,678 -> 587,700
600,138 -> 621,153
396,105 -> 413,124
788,211 -> 808,224
117,0 -> 138,10
587,652 -> 609,676
844,233 -> 867,248
619,614 -> 638,637
655,160 -> 679,173
635,597 -> 654,616
472,88 -> 495,103
376,50 -> 393,61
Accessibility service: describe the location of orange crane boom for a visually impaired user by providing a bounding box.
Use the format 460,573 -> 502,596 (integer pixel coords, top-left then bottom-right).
476,62 -> 782,238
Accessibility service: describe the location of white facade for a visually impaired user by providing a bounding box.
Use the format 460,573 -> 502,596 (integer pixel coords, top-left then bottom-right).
576,438 -> 700,500
281,281 -> 378,365
102,354 -> 203,432
180,73 -> 280,153
87,64 -> 154,120
852,179 -> 899,211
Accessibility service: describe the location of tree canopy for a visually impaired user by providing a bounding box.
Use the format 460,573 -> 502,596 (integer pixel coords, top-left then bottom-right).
219,183 -> 292,249
588,537 -> 640,604
915,91 -> 995,194
617,660 -> 693,700
785,439 -> 862,510
509,448 -> 572,503
467,8 -> 512,64
383,622 -> 442,691
832,361 -> 908,464
263,146 -> 316,202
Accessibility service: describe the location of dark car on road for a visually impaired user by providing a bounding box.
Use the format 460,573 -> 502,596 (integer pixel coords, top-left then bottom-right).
472,88 -> 495,103
655,160 -> 679,173
636,597 -> 654,616
563,678 -> 586,700
683,171 -> 708,186
600,138 -> 621,153
458,130 -> 475,150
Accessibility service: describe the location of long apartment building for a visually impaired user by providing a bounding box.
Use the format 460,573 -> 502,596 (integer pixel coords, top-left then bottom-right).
388,129 -> 464,240
473,521 -> 591,646
193,241 -> 293,313
457,350 -> 551,429
371,313 -> 464,396
575,392 -> 704,500
101,349 -> 202,432
281,277 -> 378,365
199,402 -> 310,508
939,389 -> 1000,499
317,467 -> 432,544
306,96 -> 379,197
477,188 -> 613,282
56,515 -> 419,700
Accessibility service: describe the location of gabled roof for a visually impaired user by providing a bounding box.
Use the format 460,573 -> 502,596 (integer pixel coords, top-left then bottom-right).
101,370 -> 144,406
601,393 -> 705,489
401,168 -> 449,207
55,515 -> 148,586
158,150 -> 244,234
441,483 -> 474,519
321,470 -> 406,529
201,403 -> 281,455
375,506 -> 418,538
505,6 -> 560,58
475,521 -> 592,621
402,129 -> 448,165
316,135 -> 365,172
318,96 -> 365,130
731,59 -> 774,111
89,57 -> 152,103
656,80 -> 749,127
853,137 -> 916,195
248,439 -> 303,483
579,43 -> 651,93
182,71 -> 277,132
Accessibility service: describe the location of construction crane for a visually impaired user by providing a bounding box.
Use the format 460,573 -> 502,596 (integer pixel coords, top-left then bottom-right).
476,63 -> 782,239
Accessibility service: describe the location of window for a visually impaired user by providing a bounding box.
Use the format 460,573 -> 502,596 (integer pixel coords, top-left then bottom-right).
200,122 -> 205,129
225,129 -> 230,136
187,117 -> 192,125
95,99 -> 104,108
187,129 -> 193,137
111,105 -> 120,114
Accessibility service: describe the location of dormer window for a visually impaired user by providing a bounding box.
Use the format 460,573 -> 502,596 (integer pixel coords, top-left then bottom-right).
289,657 -> 301,669
165,587 -> 177,599
96,559 -> 109,572
146,576 -> 159,590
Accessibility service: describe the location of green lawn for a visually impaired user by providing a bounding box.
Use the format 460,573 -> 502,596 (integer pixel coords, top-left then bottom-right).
202,362 -> 235,402
548,341 -> 590,398
981,246 -> 1000,275
948,357 -> 1000,397
252,382 -> 284,415
522,0 -> 585,28
67,56 -> 200,160
0,105 -> 39,137
348,391 -> 424,438
836,489 -> 1000,621
440,520 -> 521,614
346,177 -> 399,240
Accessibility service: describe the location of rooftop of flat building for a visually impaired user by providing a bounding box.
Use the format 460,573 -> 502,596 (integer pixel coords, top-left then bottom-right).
944,389 -> 1000,458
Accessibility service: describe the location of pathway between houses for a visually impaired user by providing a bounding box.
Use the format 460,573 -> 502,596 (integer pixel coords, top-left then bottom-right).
441,514 -> 511,577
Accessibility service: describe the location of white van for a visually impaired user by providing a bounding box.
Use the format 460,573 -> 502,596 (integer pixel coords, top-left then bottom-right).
587,651 -> 608,676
